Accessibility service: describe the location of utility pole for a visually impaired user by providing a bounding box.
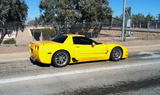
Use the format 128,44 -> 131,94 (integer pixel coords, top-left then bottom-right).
122,0 -> 126,41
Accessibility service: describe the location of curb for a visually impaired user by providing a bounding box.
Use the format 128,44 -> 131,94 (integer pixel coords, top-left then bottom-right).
0,58 -> 28,63
127,45 -> 160,53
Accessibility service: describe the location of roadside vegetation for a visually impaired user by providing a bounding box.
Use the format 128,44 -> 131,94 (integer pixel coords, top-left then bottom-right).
3,39 -> 16,44
0,0 -> 28,44
29,0 -> 112,37
41,28 -> 56,40
1,0 -> 160,44
113,13 -> 160,28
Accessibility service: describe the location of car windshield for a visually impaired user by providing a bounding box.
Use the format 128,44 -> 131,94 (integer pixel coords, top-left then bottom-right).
51,35 -> 68,43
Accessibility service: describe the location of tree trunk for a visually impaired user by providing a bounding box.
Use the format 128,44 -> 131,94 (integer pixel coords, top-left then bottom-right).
0,29 -> 7,44
92,23 -> 102,38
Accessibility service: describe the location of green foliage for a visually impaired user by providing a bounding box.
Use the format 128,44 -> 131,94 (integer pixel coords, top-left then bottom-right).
39,0 -> 112,34
131,13 -> 155,24
132,13 -> 145,23
0,0 -> 28,29
27,17 -> 45,26
27,20 -> 36,26
158,14 -> 160,21
145,14 -> 154,22
0,0 -> 28,44
125,7 -> 132,17
3,39 -> 16,44
112,16 -> 122,26
41,28 -> 56,40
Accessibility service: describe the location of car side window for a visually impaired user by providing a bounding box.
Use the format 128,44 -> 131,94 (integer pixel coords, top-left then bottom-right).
73,36 -> 102,45
51,35 -> 68,43
73,37 -> 93,45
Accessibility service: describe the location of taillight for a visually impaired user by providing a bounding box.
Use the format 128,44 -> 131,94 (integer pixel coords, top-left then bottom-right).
37,46 -> 39,50
35,45 -> 39,50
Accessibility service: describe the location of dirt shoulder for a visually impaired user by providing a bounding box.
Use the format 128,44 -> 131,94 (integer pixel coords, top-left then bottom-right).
0,45 -> 28,54
109,40 -> 160,47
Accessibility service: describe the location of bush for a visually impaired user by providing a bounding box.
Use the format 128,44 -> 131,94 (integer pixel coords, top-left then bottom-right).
3,38 -> 16,44
41,28 -> 56,40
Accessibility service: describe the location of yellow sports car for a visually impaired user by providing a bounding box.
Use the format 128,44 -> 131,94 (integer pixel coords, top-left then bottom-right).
29,34 -> 128,67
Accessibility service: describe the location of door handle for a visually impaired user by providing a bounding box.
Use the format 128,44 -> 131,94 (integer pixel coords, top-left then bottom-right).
76,46 -> 80,48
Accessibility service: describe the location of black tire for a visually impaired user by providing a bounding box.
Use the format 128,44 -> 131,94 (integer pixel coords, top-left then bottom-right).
110,47 -> 123,61
52,50 -> 70,67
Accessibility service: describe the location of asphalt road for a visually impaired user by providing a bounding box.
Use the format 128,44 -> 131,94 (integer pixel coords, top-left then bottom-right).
0,50 -> 160,95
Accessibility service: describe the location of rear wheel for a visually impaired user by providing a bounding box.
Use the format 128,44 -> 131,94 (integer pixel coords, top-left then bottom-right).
52,51 -> 70,67
110,47 -> 123,61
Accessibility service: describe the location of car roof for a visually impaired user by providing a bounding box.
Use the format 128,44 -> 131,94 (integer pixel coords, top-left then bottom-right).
64,34 -> 85,37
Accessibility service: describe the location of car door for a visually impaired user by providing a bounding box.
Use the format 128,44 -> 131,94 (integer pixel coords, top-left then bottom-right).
72,36 -> 107,62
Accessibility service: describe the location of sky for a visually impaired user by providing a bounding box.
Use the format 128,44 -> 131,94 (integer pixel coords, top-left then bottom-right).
25,0 -> 160,20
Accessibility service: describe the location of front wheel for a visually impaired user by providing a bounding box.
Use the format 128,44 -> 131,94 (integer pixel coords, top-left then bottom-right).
52,51 -> 70,67
110,47 -> 123,61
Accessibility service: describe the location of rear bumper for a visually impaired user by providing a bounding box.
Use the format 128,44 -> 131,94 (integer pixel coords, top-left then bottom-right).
30,56 -> 39,62
29,43 -> 52,64
30,55 -> 51,65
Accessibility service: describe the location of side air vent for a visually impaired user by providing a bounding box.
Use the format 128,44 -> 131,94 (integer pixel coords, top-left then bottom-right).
72,58 -> 78,63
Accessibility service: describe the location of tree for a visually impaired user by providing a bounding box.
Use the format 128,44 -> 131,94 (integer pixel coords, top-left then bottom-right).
125,7 -> 132,18
131,13 -> 145,24
145,14 -> 154,22
131,13 -> 146,28
39,0 -> 112,35
112,16 -> 122,27
27,17 -> 45,26
27,20 -> 36,26
0,0 -> 28,44
157,14 -> 160,21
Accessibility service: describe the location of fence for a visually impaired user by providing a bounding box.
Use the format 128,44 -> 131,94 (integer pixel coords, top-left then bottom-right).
98,19 -> 160,42
96,27 -> 160,42
111,18 -> 160,29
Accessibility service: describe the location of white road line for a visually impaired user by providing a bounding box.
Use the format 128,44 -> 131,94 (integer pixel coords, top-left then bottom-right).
0,62 -> 160,84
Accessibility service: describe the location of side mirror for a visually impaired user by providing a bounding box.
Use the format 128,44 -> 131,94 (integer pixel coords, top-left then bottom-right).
92,42 -> 96,47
